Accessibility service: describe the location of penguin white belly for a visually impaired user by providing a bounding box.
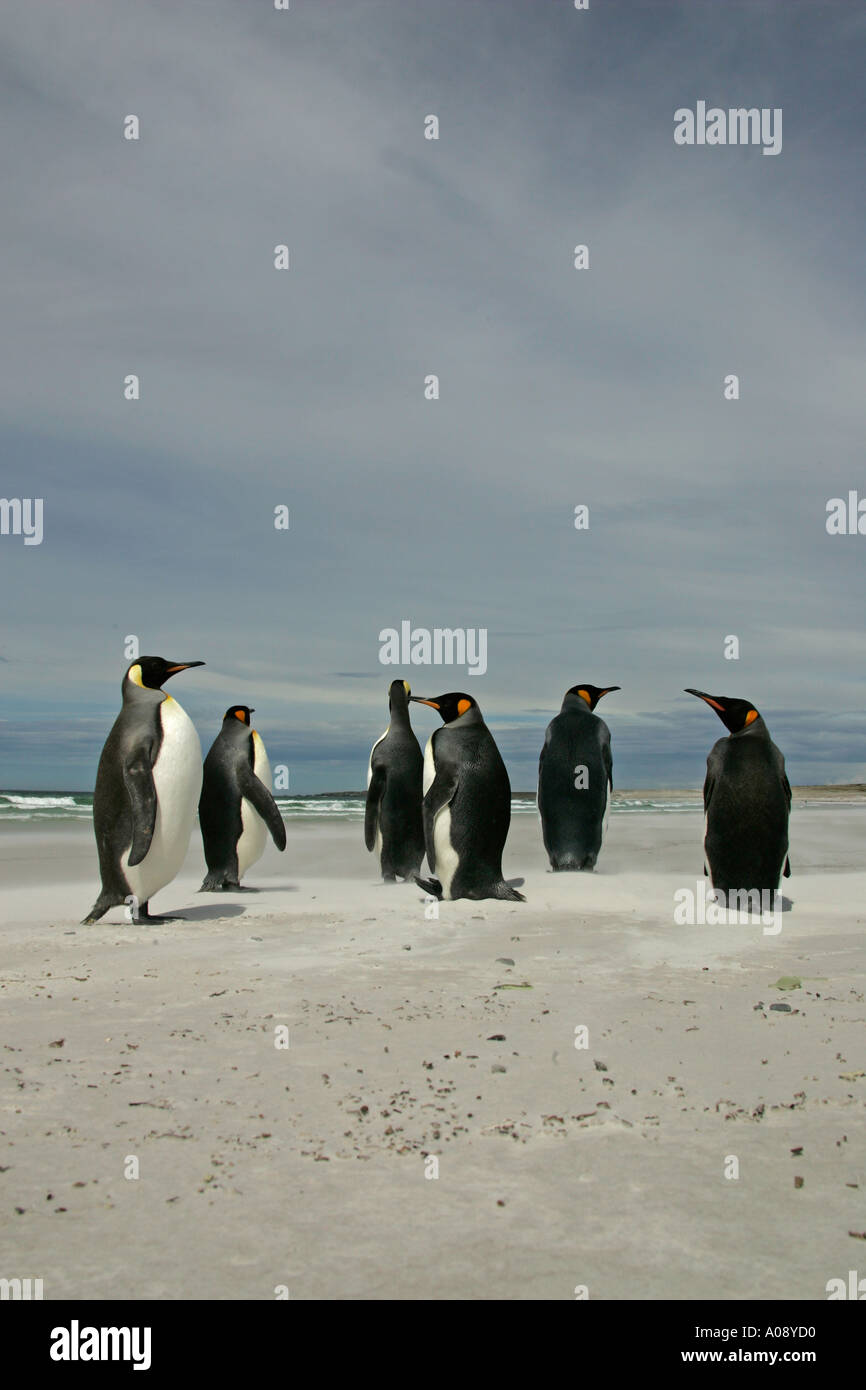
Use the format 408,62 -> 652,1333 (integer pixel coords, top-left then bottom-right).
237,733 -> 271,879
601,778 -> 610,843
432,803 -> 459,899
123,696 -> 202,905
424,738 -> 456,894
367,727 -> 389,787
423,737 -> 436,795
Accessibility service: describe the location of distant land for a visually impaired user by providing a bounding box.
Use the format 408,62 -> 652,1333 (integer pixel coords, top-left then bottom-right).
3,786 -> 866,800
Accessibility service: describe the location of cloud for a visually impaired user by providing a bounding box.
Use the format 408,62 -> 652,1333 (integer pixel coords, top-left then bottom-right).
0,1 -> 863,790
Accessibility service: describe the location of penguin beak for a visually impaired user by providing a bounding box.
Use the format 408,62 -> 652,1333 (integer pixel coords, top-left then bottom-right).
599,687 -> 621,697
410,697 -> 440,710
165,661 -> 205,675
684,688 -> 725,711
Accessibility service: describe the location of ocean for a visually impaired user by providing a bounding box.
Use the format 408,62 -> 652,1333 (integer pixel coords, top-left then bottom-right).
0,789 -> 713,823
2,788 -> 862,824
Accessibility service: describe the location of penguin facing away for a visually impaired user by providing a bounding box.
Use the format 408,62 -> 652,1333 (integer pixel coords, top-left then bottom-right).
199,706 -> 286,890
537,684 -> 620,871
83,657 -> 205,924
409,692 -> 524,902
365,679 -> 425,882
685,688 -> 791,901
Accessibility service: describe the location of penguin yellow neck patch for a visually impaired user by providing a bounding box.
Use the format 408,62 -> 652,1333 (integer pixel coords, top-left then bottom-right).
129,664 -> 144,688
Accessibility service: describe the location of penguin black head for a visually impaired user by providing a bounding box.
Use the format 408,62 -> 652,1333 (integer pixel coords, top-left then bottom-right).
410,692 -> 478,724
685,689 -> 761,734
388,679 -> 412,712
127,657 -> 205,691
566,684 -> 620,711
224,706 -> 254,725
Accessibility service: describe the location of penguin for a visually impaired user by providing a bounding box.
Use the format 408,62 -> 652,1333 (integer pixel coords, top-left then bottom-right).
409,692 -> 524,902
685,689 -> 791,903
365,680 -> 425,882
83,657 -> 205,924
199,707 -> 287,890
537,684 -> 620,871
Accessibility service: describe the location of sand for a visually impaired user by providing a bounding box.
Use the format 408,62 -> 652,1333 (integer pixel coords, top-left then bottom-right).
1,807 -> 864,1300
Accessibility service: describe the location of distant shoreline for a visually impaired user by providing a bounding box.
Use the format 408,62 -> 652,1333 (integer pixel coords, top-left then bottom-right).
2,785 -> 866,799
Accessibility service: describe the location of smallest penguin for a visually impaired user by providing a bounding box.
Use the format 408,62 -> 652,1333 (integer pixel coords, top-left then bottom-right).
199,706 -> 286,890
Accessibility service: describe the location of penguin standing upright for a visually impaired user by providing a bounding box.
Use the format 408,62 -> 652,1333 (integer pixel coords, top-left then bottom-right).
685,689 -> 791,902
365,680 -> 425,882
199,706 -> 287,890
410,693 -> 524,902
537,684 -> 620,870
83,657 -> 205,923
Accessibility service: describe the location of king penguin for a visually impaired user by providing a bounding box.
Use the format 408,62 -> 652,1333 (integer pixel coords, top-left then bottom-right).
410,692 -> 524,902
685,689 -> 791,903
537,684 -> 620,870
83,657 -> 205,924
199,706 -> 287,890
365,680 -> 425,881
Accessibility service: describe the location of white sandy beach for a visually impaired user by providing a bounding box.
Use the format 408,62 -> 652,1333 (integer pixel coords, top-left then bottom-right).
1,803 -> 864,1300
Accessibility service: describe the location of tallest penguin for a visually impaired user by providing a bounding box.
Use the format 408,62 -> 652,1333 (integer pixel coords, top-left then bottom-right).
83,657 -> 205,923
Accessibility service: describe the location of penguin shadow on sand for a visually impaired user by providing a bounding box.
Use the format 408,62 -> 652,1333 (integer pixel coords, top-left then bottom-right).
171,902 -> 249,922
143,900 -> 248,922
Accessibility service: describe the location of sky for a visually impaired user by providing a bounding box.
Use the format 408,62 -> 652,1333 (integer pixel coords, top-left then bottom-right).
0,0 -> 864,792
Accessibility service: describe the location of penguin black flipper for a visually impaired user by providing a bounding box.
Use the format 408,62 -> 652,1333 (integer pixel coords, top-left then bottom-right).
238,765 -> 287,851
602,735 -> 613,793
415,875 -> 443,898
365,763 -> 386,852
123,752 -> 158,867
702,745 -> 721,811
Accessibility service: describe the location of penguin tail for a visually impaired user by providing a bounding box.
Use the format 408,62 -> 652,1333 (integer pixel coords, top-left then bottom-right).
414,875 -> 443,899
550,855 -> 595,872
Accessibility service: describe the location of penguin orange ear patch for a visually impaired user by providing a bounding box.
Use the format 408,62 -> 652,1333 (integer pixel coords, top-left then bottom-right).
577,689 -> 592,705
457,698 -> 472,716
745,709 -> 758,725
234,709 -> 246,722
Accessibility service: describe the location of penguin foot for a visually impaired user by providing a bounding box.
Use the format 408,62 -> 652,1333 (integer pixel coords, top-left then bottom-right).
414,876 -> 443,899
81,895 -> 115,924
496,880 -> 526,902
199,876 -> 241,892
